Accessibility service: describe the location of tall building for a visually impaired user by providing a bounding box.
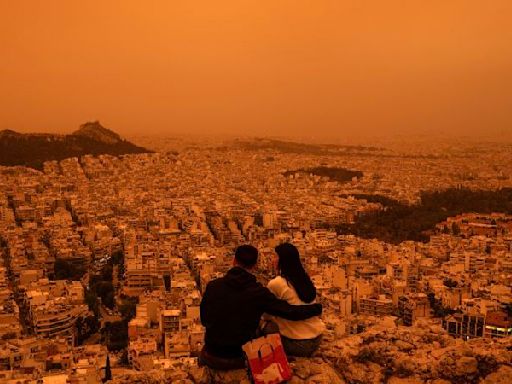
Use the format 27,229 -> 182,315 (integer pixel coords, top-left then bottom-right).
398,294 -> 430,326
359,296 -> 394,316
484,311 -> 512,339
443,312 -> 485,339
160,309 -> 181,335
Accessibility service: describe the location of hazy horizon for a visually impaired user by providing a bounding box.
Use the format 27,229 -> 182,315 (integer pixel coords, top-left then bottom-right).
1,1 -> 511,139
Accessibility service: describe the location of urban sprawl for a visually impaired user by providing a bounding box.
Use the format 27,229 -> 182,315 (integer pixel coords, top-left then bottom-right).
1,138 -> 511,383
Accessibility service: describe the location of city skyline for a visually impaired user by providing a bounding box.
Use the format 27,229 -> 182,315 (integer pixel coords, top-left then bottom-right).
0,137 -> 511,383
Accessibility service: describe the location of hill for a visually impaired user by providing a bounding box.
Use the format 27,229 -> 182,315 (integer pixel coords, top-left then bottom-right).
0,122 -> 151,170
235,138 -> 388,157
72,121 -> 123,144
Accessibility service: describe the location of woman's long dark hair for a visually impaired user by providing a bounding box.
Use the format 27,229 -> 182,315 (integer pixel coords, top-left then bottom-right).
275,243 -> 316,303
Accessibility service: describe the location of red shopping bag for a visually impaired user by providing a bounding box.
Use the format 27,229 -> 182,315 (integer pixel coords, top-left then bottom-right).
242,333 -> 292,384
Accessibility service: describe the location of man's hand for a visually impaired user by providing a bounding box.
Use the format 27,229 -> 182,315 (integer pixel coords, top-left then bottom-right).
263,287 -> 323,321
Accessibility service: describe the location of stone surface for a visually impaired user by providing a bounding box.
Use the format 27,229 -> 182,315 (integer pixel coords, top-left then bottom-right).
318,318 -> 512,384
480,365 -> 512,384
188,366 -> 209,384
456,356 -> 478,375
387,377 -> 424,384
207,368 -> 251,384
107,318 -> 512,384
288,376 -> 306,384
290,358 -> 346,384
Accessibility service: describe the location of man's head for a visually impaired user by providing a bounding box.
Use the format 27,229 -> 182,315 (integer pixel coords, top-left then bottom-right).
234,245 -> 258,269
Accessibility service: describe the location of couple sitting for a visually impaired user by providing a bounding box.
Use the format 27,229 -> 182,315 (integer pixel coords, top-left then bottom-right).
199,243 -> 324,369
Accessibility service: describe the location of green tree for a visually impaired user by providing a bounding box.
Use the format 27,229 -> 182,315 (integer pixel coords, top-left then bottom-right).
1,332 -> 16,340
103,354 -> 112,383
85,288 -> 99,314
101,264 -> 113,281
95,281 -> 115,309
111,250 -> 124,264
118,297 -> 137,321
105,320 -> 129,351
443,278 -> 458,288
451,222 -> 461,236
54,259 -> 75,280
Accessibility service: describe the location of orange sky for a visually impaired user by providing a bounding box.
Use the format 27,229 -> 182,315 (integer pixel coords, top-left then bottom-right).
1,1 -> 511,139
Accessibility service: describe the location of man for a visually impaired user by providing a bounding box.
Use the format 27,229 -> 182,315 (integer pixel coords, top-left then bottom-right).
200,245 -> 322,369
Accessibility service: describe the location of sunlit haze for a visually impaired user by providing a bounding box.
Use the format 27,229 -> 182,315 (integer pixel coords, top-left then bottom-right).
2,2 -> 512,381
1,1 -> 511,139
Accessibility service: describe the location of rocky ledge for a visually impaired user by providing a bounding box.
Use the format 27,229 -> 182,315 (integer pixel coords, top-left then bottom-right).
109,318 -> 512,384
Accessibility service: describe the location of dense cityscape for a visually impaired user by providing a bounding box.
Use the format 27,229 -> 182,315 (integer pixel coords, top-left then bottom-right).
0,136 -> 511,383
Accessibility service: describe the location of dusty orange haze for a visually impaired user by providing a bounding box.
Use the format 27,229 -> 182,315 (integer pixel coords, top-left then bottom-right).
1,1 -> 511,139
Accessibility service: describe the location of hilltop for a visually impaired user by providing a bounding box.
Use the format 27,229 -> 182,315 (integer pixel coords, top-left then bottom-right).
72,121 -> 123,144
0,121 -> 151,170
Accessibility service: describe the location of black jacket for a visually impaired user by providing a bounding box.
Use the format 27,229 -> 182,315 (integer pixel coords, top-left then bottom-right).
200,266 -> 322,357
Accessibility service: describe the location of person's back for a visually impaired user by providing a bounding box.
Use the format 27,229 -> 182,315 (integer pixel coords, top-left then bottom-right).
200,245 -> 322,363
267,275 -> 325,341
200,265 -> 270,357
263,243 -> 324,357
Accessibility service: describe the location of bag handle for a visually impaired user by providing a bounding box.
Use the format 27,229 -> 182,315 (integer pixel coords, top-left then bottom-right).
257,342 -> 276,361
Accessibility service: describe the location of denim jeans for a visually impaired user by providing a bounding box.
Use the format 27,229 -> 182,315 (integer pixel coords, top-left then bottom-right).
281,335 -> 322,357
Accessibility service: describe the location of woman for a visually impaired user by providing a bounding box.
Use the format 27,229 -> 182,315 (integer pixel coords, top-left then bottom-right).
265,242 -> 325,357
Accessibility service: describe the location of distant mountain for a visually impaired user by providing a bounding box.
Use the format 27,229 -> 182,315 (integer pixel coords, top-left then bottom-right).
0,121 -> 151,170
0,129 -> 22,138
234,138 -> 390,156
72,121 -> 122,144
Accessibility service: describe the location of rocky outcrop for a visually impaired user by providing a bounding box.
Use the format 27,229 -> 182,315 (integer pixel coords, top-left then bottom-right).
320,318 -> 512,384
108,318 -> 512,384
185,359 -> 345,384
72,121 -> 122,144
479,366 -> 512,384
0,122 -> 150,170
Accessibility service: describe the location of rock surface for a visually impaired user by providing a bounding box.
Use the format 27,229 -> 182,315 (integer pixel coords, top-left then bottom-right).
480,366 -> 512,384
320,318 -> 512,384
109,319 -> 512,384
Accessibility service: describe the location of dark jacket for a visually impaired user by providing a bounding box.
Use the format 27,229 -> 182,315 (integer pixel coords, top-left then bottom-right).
200,266 -> 322,357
